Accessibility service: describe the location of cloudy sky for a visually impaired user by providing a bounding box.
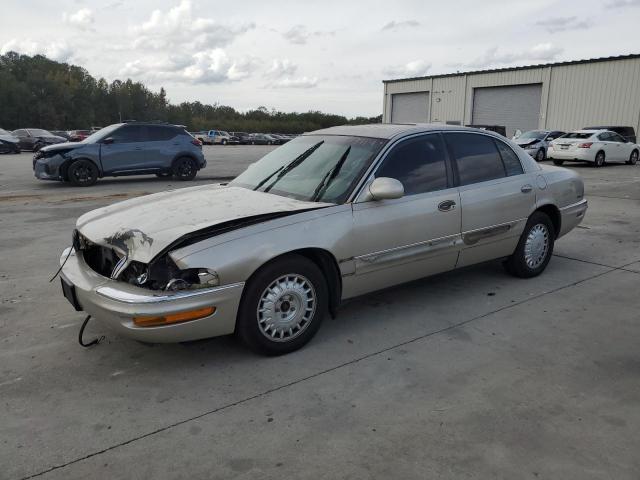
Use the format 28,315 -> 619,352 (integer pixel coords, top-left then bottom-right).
1,0 -> 639,117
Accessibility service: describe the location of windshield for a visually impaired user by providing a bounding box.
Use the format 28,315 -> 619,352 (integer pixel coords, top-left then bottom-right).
0,128 -> 11,135
518,130 -> 546,140
29,129 -> 54,136
561,132 -> 593,139
81,124 -> 123,143
231,135 -> 386,203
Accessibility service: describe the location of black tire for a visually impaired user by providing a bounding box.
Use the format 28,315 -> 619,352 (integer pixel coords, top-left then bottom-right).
155,172 -> 172,178
552,159 -> 564,166
236,254 -> 328,355
67,159 -> 98,187
535,148 -> 546,162
627,149 -> 638,165
503,211 -> 555,278
594,151 -> 605,167
172,157 -> 198,181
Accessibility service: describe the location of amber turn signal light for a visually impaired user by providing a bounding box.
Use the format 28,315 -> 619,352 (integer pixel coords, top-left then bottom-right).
133,306 -> 216,327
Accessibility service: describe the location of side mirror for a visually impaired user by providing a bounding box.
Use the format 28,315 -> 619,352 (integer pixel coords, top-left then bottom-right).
102,137 -> 114,145
369,177 -> 404,201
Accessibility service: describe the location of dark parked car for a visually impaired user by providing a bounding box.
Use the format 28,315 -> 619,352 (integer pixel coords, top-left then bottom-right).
583,126 -> 636,144
51,130 -> 72,141
248,133 -> 276,145
13,128 -> 66,151
230,132 -> 252,144
68,130 -> 91,142
33,122 -> 206,187
0,128 -> 21,154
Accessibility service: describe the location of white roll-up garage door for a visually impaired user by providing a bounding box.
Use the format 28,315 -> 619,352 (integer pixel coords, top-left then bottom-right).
472,84 -> 542,137
391,92 -> 429,123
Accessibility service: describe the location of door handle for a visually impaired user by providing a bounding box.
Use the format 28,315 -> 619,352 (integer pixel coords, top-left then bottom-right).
521,184 -> 533,193
438,200 -> 456,212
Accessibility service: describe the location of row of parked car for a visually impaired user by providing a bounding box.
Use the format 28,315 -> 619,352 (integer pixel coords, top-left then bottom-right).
0,127 -> 103,153
192,130 -> 297,146
512,126 -> 638,167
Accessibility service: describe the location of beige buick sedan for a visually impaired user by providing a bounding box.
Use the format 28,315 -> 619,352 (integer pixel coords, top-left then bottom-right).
59,124 -> 587,355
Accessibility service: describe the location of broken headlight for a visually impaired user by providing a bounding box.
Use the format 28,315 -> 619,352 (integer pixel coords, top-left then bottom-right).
119,257 -> 219,291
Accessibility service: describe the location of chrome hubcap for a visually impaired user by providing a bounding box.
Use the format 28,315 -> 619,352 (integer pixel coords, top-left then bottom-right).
524,224 -> 549,269
257,274 -> 316,342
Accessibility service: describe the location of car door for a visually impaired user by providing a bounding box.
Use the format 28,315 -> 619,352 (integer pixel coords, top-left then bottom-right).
596,132 -> 618,161
99,124 -> 147,173
347,133 -> 462,298
608,132 -> 632,162
442,132 -> 534,268
13,130 -> 31,150
144,125 -> 177,169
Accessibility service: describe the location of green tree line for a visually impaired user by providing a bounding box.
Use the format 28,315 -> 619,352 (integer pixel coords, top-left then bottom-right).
0,52 -> 381,133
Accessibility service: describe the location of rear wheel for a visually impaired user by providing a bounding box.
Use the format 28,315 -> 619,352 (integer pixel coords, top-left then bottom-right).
172,157 -> 198,181
627,150 -> 638,165
67,159 -> 98,187
503,211 -> 555,278
236,255 -> 328,355
535,148 -> 545,162
594,151 -> 605,167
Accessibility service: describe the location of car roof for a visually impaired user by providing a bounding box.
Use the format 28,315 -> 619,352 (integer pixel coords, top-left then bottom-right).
306,123 -> 508,140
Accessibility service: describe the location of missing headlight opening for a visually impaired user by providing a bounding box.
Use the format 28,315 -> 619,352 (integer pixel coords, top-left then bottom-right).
118,255 -> 219,291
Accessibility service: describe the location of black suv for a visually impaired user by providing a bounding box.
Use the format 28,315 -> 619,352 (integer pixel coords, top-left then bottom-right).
33,122 -> 206,187
584,126 -> 636,144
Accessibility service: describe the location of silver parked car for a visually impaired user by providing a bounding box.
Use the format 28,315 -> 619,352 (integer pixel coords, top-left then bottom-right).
59,124 -> 587,355
513,130 -> 566,161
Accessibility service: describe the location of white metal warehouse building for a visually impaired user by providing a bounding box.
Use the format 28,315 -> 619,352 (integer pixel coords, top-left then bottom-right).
382,54 -> 640,138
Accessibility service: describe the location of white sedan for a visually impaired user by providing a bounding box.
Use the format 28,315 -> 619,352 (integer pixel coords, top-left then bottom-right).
548,129 -> 639,167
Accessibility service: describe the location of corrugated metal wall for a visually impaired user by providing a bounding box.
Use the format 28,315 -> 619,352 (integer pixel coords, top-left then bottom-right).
382,57 -> 640,136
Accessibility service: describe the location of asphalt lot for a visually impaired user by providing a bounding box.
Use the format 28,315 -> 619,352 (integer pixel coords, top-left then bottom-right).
1,146 -> 639,479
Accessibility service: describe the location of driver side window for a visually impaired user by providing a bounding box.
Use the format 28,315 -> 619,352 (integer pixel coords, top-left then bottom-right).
110,125 -> 144,143
375,134 -> 449,196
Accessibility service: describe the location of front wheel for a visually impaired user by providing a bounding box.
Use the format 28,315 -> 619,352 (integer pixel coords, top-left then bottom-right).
172,157 -> 198,181
503,212 -> 555,278
67,159 -> 98,187
535,148 -> 545,162
236,255 -> 328,355
627,150 -> 638,165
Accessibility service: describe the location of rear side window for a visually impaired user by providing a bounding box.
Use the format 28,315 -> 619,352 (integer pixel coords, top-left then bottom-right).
111,125 -> 144,143
375,134 -> 449,195
146,126 -> 177,141
495,141 -> 523,176
444,133 -> 505,186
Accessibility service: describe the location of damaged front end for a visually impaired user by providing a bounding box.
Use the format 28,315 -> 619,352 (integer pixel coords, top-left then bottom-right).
73,229 -> 219,292
73,210 -> 309,293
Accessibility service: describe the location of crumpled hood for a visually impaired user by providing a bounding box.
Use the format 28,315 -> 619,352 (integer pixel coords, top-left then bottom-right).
516,139 -> 540,147
41,141 -> 84,152
76,185 -> 330,263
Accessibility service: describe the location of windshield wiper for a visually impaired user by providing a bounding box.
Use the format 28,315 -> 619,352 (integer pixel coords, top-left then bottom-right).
260,141 -> 324,193
311,146 -> 351,202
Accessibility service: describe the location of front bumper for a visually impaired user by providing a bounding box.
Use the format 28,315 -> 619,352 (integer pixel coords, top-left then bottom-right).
34,158 -> 63,180
558,199 -> 588,237
59,248 -> 244,342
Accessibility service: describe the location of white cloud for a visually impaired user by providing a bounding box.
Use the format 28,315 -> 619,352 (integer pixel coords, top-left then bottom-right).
281,25 -> 335,45
121,49 -> 258,84
266,59 -> 298,78
272,76 -> 318,88
536,16 -> 592,34
383,60 -> 431,78
381,20 -> 420,31
461,43 -> 564,69
132,0 -> 254,50
62,8 -> 94,29
0,39 -> 75,62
